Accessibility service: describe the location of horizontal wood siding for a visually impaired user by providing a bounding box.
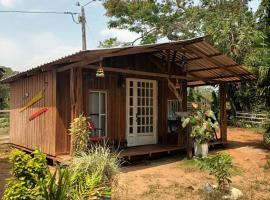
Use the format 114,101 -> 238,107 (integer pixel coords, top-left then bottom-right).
9,71 -> 57,156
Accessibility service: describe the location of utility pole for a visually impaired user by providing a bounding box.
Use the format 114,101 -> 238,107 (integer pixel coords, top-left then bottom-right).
79,6 -> 87,50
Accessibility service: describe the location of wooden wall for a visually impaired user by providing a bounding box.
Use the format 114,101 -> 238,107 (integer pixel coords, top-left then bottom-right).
83,70 -> 126,140
82,69 -> 186,146
56,70 -> 71,155
10,71 -> 57,156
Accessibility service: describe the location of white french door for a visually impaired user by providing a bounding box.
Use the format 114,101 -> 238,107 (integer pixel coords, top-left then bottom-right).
126,78 -> 158,146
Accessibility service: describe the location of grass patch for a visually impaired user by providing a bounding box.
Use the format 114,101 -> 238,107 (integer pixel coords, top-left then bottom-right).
263,155 -> 270,170
179,158 -> 201,173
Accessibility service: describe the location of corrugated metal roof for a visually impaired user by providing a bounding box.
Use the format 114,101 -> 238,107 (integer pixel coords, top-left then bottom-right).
0,36 -> 256,86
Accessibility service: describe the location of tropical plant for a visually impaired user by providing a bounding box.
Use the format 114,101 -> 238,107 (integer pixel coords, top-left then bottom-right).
197,153 -> 234,191
40,167 -> 71,200
182,110 -> 219,144
68,145 -> 120,199
69,115 -> 91,155
3,149 -> 50,200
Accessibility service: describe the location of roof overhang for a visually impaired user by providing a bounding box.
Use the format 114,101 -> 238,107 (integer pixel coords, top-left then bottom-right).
0,37 -> 256,86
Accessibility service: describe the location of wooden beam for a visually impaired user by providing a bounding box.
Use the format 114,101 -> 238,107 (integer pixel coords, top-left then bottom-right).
184,45 -> 244,79
59,61 -> 189,80
186,53 -> 223,62
187,64 -> 239,73
219,83 -> 227,142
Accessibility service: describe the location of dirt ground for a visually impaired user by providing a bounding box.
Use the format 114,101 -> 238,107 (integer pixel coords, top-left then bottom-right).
113,128 -> 270,200
0,128 -> 270,199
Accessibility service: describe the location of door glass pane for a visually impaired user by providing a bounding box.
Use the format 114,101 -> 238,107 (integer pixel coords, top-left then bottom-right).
129,127 -> 133,134
100,93 -> 105,114
90,92 -> 99,114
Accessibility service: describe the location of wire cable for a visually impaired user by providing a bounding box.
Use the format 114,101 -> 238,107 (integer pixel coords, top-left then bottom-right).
0,10 -> 78,15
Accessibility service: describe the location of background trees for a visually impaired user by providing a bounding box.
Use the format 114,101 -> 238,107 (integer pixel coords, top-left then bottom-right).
102,0 -> 270,114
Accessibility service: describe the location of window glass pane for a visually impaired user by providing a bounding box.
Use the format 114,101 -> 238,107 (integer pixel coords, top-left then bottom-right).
130,117 -> 133,125
130,98 -> 133,106
137,88 -> 141,96
130,81 -> 133,87
90,92 -> 99,114
129,127 -> 133,134
100,93 -> 106,114
130,87 -> 133,96
90,115 -> 99,129
142,82 -> 145,87
142,126 -> 145,133
137,126 -> 141,133
100,115 -> 106,136
146,126 -> 149,132
129,108 -> 133,116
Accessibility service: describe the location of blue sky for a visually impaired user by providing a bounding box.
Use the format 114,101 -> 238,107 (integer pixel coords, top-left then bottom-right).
0,0 -> 260,72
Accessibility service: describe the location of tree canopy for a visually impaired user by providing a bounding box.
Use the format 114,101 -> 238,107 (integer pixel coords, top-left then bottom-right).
102,0 -> 270,112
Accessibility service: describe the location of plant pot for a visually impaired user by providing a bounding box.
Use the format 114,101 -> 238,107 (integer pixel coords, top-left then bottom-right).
194,143 -> 208,157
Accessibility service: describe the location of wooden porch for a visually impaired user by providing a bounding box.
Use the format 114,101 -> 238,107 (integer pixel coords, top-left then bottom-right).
119,144 -> 185,160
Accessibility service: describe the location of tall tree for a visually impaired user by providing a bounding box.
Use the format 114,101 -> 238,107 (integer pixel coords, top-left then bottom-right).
103,0 -> 261,113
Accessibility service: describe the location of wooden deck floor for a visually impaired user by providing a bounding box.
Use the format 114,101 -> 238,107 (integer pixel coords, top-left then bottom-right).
119,144 -> 185,159
55,144 -> 185,163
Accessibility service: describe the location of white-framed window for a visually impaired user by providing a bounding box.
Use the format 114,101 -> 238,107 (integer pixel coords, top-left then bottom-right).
89,91 -> 107,137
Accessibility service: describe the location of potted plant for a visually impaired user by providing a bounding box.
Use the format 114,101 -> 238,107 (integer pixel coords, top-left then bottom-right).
182,110 -> 219,157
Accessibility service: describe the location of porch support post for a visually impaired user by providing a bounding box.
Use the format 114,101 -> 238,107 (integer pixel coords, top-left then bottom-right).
70,67 -> 84,155
219,83 -> 227,142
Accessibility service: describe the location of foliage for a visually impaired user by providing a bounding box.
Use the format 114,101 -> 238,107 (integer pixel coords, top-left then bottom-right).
102,0 -> 270,115
40,167 -> 71,200
3,149 -> 50,200
0,67 -> 17,110
69,115 -> 91,155
182,110 -> 219,144
0,115 -> 9,128
197,153 -> 234,191
98,37 -> 121,48
68,145 -> 120,199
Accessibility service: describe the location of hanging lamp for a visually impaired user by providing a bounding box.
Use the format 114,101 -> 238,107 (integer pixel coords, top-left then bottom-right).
96,58 -> 105,78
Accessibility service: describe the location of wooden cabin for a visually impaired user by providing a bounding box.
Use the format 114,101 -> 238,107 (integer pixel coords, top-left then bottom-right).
0,37 -> 256,159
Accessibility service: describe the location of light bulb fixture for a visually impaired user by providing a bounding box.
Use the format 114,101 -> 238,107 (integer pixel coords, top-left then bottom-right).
96,58 -> 105,78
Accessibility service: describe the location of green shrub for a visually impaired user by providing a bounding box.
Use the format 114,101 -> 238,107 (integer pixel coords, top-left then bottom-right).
197,153 -> 233,191
0,116 -> 9,128
3,149 -> 50,200
68,145 -> 120,199
69,115 -> 91,155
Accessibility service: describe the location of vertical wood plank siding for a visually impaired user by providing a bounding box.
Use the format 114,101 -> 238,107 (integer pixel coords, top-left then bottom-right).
10,71 -> 57,156
56,70 -> 71,154
82,70 -> 185,146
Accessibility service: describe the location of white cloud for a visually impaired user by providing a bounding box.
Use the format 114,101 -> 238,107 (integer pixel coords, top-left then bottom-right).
0,0 -> 20,7
100,28 -> 139,43
0,32 -> 80,72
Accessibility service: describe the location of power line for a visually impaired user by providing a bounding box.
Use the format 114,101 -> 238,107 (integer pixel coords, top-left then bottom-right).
0,10 -> 78,15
